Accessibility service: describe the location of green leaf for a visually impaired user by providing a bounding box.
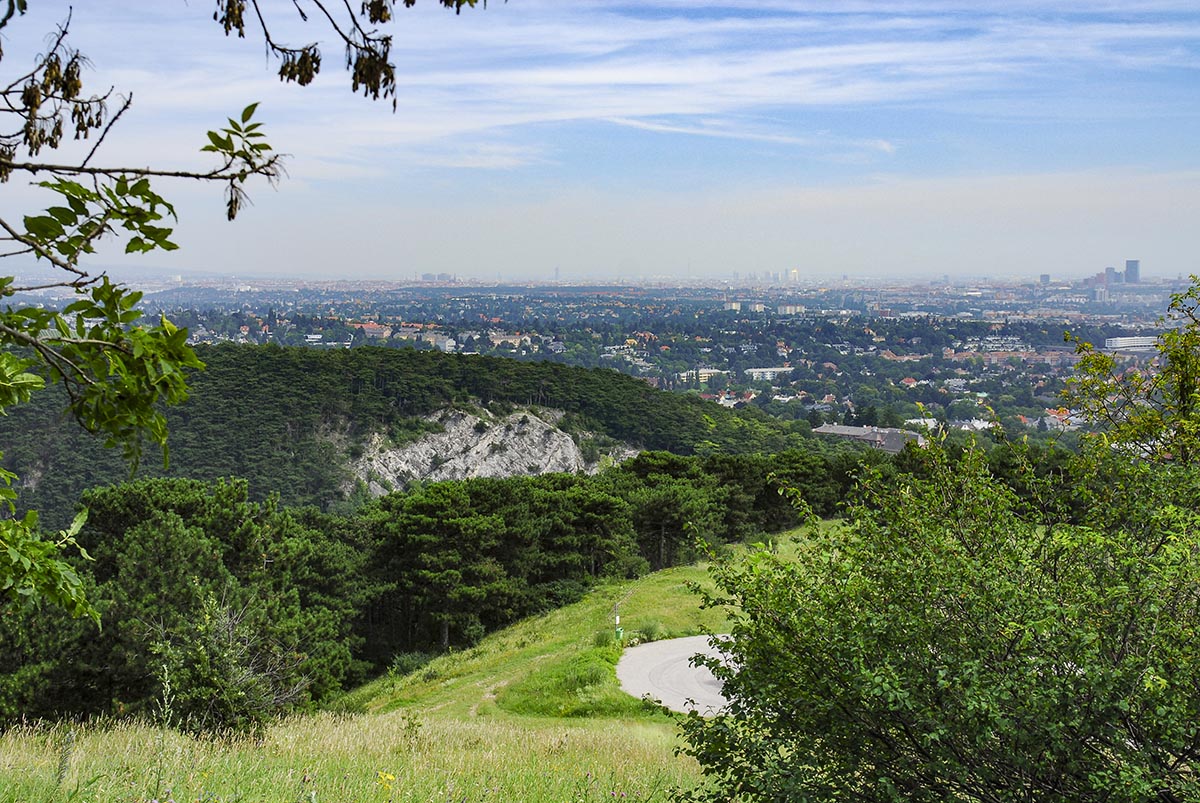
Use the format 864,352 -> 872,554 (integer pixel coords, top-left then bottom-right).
46,206 -> 79,226
241,102 -> 259,123
23,215 -> 65,240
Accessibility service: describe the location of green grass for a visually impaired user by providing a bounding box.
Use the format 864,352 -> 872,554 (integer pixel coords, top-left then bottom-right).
0,714 -> 694,802
342,561 -> 729,719
0,558 -> 741,803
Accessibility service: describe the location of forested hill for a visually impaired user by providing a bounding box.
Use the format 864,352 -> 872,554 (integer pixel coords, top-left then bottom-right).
1,344 -> 814,527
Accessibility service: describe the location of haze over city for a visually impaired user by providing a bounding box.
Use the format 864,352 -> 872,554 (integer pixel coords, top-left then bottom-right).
3,1 -> 1198,283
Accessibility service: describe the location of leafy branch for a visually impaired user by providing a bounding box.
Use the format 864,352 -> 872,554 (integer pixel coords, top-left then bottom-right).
1065,276 -> 1200,463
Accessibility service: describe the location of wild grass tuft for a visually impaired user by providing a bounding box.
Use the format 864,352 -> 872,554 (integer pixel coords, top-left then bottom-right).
633,619 -> 667,643
54,727 -> 74,788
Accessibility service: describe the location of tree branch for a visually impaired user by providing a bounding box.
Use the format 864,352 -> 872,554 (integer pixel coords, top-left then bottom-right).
10,276 -> 100,293
0,0 -> 19,31
251,0 -> 317,59
0,156 -> 281,182
81,93 -> 131,168
0,214 -> 87,275
0,319 -> 96,391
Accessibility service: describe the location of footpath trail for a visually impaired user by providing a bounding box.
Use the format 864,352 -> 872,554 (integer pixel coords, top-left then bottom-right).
616,634 -> 729,715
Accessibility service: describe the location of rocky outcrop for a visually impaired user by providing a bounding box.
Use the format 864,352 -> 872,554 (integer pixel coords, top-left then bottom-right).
347,407 -> 634,496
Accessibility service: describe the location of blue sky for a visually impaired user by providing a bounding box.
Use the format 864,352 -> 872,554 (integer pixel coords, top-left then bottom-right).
3,1 -> 1199,282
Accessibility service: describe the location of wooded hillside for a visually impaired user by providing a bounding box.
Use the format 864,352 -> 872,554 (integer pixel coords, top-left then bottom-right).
1,345 -> 814,528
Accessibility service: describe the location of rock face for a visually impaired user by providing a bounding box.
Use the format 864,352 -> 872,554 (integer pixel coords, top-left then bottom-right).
347,407 -> 630,496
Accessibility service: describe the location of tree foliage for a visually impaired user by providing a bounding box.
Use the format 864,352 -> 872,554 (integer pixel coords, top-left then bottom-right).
1065,278 -> 1200,463
0,8 -> 280,618
680,285 -> 1200,801
0,506 -> 91,619
0,478 -> 367,730
681,441 -> 1200,803
0,445 -> 825,724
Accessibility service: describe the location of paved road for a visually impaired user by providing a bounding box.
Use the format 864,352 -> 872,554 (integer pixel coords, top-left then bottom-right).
616,634 -> 730,715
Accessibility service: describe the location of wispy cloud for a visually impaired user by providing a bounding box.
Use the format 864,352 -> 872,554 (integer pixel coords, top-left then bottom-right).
606,117 -> 816,146
605,117 -> 898,160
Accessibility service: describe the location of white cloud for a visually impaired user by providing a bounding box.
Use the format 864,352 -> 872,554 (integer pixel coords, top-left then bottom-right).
606,117 -> 816,146
25,2 -> 1198,144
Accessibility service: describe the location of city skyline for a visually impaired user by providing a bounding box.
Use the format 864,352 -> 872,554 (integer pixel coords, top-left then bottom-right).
2,1 -> 1198,282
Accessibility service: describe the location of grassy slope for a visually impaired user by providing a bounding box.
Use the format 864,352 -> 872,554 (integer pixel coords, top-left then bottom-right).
0,562 -> 733,803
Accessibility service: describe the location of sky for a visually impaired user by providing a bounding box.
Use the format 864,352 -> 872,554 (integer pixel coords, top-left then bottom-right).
2,1 -> 1199,283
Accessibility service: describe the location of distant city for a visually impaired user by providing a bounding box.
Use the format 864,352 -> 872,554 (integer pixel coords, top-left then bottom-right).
10,257 -> 1183,448
14,258 -> 1174,319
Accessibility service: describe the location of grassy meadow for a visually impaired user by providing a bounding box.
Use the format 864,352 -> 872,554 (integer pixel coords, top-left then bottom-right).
1,558 -> 742,803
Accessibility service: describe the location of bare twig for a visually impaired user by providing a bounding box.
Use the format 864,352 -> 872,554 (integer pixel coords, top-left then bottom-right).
11,276 -> 100,293
81,93 -> 131,167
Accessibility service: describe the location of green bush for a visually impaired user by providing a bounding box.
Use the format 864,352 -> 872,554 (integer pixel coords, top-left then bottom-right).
390,651 -> 437,677
151,594 -> 305,736
681,443 -> 1200,802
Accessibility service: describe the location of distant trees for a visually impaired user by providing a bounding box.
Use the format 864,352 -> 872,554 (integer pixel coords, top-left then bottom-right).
0,345 -> 817,528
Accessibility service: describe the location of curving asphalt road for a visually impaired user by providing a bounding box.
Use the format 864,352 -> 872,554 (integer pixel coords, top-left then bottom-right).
616,634 -> 730,715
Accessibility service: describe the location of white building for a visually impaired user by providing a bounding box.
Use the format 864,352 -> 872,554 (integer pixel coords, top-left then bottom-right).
743,367 -> 794,382
1104,336 -> 1158,351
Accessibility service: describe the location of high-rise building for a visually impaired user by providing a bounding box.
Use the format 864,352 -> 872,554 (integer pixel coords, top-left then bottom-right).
1105,266 -> 1122,285
1125,259 -> 1140,284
